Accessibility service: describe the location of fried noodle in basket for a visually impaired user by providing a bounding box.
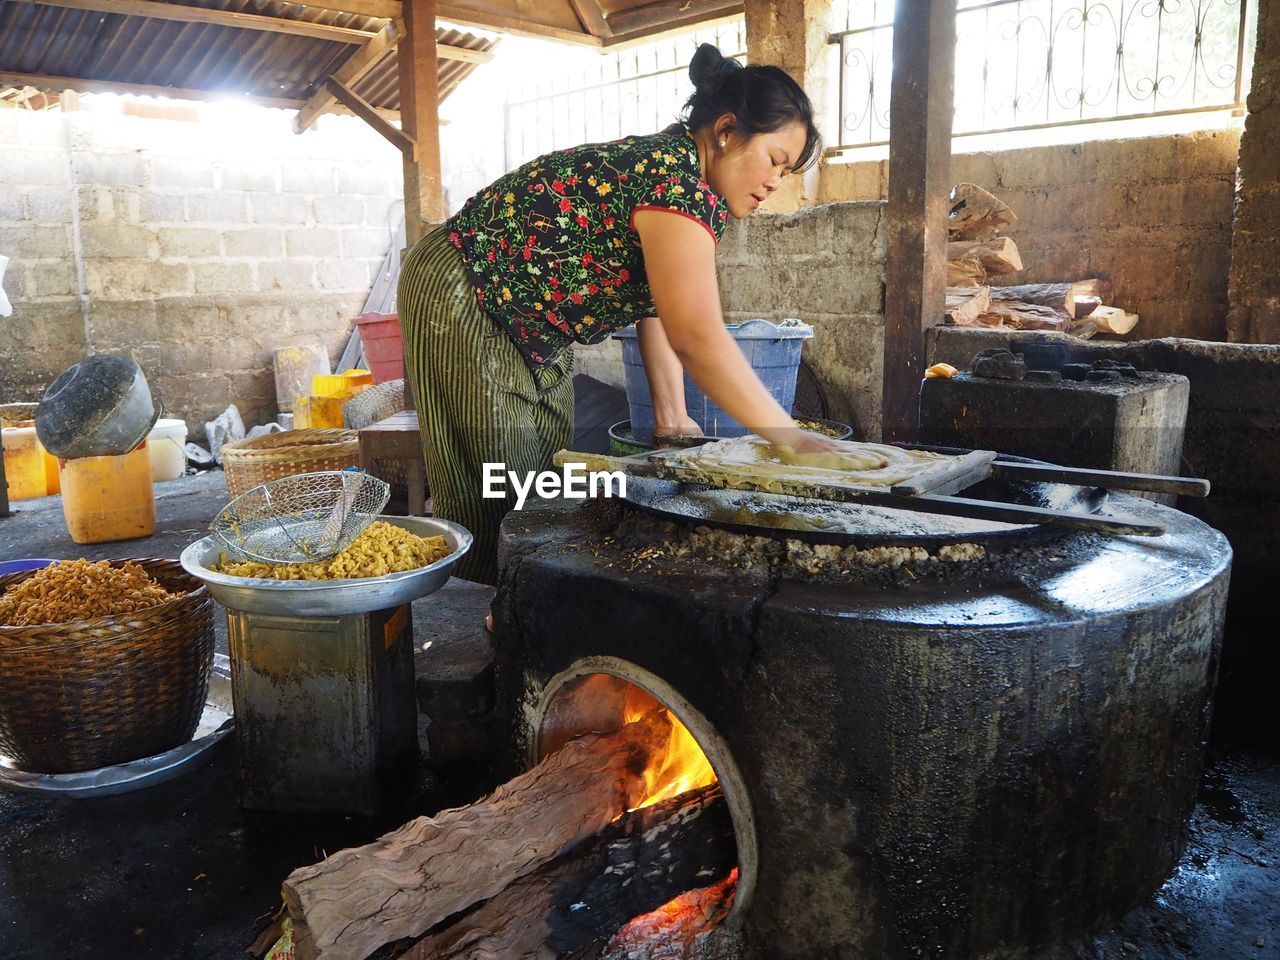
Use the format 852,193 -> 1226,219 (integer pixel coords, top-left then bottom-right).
0,559 -> 184,627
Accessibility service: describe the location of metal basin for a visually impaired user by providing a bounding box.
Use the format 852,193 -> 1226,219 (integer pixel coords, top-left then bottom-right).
179,516 -> 473,616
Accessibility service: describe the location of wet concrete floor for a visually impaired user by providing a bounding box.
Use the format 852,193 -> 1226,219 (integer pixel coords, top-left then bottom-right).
0,471 -> 1276,959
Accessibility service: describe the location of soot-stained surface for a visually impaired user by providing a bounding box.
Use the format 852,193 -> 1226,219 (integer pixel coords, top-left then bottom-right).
0,475 -> 1275,958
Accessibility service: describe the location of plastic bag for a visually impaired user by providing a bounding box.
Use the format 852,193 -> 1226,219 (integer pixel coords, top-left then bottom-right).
205,404 -> 245,464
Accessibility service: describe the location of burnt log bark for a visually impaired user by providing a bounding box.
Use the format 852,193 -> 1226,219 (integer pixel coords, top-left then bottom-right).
283,712 -> 674,960
404,784 -> 736,960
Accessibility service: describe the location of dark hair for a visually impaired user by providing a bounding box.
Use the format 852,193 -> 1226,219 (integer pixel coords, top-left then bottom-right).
682,43 -> 821,172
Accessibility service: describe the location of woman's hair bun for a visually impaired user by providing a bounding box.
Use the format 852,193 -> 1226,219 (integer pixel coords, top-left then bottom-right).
688,43 -> 742,93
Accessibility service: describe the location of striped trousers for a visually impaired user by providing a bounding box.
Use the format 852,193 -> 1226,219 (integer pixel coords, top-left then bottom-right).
398,225 -> 574,585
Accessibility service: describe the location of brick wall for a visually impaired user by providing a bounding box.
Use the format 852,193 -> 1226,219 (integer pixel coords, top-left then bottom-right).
818,130 -> 1241,342
0,106 -> 403,431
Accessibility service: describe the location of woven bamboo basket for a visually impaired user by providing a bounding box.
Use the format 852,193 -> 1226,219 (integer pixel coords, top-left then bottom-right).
221,428 -> 359,498
0,559 -> 215,774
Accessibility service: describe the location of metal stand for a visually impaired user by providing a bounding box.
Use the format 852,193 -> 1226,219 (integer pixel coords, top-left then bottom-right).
225,604 -> 418,815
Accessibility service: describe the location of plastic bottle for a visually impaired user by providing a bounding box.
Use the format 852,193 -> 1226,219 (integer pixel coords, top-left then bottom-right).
58,442 -> 157,544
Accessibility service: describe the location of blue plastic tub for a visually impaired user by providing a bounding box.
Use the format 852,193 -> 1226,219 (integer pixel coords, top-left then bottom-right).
0,558 -> 57,577
613,318 -> 814,442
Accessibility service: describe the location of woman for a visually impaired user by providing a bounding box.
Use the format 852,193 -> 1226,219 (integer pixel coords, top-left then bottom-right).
399,43 -> 840,585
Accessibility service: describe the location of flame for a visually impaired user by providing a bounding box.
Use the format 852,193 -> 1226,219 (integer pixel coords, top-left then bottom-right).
623,694 -> 716,810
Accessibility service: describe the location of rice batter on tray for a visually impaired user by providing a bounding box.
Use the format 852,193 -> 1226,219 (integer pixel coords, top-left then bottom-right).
669,435 -> 951,490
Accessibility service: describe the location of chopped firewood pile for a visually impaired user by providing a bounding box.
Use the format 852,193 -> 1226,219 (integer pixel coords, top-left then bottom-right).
945,182 -> 1139,338
253,710 -> 738,960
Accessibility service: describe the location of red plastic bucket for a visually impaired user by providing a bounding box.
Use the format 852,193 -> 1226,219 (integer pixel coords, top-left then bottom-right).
351,312 -> 404,383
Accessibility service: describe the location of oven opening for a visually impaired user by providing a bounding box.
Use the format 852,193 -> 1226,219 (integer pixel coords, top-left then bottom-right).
533,664 -> 758,934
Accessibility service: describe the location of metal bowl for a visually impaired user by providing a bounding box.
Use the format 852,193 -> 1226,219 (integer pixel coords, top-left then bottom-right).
179,516 -> 473,616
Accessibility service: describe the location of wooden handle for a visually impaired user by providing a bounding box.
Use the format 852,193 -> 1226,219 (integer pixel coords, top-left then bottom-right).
990,462 -> 1210,498
551,450 -> 657,477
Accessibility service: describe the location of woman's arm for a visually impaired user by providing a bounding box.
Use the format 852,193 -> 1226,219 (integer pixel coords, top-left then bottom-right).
636,316 -> 701,437
633,209 -> 836,452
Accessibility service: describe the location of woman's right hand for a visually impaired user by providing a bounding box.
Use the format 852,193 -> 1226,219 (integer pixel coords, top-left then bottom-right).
758,426 -> 846,454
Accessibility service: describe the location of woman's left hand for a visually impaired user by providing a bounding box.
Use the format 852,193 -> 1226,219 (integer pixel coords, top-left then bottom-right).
653,416 -> 704,448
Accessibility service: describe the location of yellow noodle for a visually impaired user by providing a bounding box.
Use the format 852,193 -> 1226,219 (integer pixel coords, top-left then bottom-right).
219,521 -> 451,580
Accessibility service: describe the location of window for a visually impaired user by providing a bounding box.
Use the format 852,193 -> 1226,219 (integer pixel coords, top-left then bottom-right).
828,0 -> 1258,150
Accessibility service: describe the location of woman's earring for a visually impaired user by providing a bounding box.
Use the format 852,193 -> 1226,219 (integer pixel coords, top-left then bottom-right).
719,137 -> 727,148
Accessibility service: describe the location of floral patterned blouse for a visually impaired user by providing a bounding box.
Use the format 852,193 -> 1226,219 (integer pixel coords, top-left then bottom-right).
446,126 -> 728,367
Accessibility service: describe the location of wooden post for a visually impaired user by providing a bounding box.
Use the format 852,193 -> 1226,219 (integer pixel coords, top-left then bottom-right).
882,0 -> 954,443
399,0 -> 443,246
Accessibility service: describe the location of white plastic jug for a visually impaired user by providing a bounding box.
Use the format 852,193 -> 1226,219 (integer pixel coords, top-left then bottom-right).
146,418 -> 188,482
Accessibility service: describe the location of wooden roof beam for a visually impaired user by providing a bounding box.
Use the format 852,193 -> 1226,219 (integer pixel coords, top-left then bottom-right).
601,0 -> 741,38
294,17 -> 402,133
566,0 -> 611,38
14,0 -> 378,43
325,76 -> 414,154
436,2 -> 600,45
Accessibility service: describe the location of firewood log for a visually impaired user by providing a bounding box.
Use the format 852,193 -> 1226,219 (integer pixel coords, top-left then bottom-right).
570,874 -> 739,960
946,255 -> 986,286
976,301 -> 1071,331
1072,296 -> 1101,320
1089,305 -> 1140,335
283,711 -> 674,960
948,182 -> 1017,241
986,281 -> 1105,319
945,286 -> 992,326
947,237 -> 1023,275
405,784 -> 735,960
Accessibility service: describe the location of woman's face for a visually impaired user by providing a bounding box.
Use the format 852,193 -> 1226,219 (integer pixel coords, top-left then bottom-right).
706,118 -> 808,219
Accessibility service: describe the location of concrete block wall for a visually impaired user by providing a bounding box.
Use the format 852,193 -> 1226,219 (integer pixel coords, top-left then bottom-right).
0,106 -> 403,430
717,201 -> 886,438
818,130 -> 1241,342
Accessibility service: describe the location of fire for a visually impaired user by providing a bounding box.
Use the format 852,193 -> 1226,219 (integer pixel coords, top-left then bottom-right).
607,868 -> 739,947
623,691 -> 717,810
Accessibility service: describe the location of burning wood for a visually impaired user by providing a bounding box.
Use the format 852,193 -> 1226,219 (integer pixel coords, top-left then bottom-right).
283,711 -> 675,960
277,703 -> 736,960
405,784 -> 735,959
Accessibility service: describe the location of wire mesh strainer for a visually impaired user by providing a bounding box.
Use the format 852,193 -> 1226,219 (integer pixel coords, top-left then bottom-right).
212,470 -> 391,564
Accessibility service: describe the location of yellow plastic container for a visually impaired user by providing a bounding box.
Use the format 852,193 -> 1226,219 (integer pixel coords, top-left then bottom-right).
44,450 -> 60,495
340,369 -> 375,395
294,395 -> 346,430
58,442 -> 157,544
311,374 -> 350,398
1,424 -> 49,501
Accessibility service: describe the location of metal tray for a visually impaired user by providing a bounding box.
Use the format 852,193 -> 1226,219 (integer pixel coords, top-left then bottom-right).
179,516 -> 473,617
0,659 -> 234,798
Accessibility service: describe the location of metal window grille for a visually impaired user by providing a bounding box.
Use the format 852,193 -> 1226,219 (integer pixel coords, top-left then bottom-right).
828,0 -> 1258,150
504,19 -> 747,170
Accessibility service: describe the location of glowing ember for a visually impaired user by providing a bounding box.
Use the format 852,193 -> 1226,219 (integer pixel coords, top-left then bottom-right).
605,868 -> 739,952
623,690 -> 717,810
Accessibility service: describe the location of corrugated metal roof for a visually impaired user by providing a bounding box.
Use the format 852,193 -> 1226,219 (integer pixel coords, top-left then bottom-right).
0,0 -> 496,110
